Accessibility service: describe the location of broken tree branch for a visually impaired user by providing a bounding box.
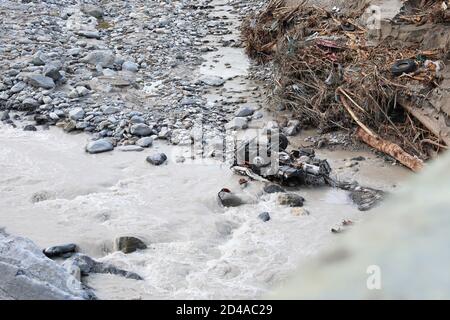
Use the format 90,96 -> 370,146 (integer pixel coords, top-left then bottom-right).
356,127 -> 424,172
338,90 -> 376,137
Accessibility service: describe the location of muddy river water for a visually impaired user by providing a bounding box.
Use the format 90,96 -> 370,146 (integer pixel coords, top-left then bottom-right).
0,0 -> 411,299
0,124 -> 410,299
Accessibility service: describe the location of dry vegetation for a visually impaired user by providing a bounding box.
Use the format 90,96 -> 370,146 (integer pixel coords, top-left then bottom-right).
242,0 -> 449,168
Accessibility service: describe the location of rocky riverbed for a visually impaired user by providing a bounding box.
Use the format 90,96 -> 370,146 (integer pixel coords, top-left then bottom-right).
1,0 -> 411,300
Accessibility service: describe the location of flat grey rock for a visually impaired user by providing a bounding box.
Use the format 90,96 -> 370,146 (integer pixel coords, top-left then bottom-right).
235,105 -> 255,117
117,145 -> 144,152
27,74 -> 55,89
85,139 -> 114,154
200,75 -> 226,86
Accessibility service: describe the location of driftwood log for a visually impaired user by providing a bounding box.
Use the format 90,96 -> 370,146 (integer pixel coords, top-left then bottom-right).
356,128 -> 425,172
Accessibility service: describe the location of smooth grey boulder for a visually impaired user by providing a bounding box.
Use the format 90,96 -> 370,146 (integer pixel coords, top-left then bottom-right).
200,75 -> 225,86
130,123 -> 152,137
85,139 -> 114,154
114,236 -> 147,254
0,230 -> 94,300
27,74 -> 55,89
122,61 -> 139,72
43,243 -> 77,258
278,193 -> 305,207
146,153 -> 167,166
69,107 -> 85,121
136,137 -> 153,148
234,105 -> 255,117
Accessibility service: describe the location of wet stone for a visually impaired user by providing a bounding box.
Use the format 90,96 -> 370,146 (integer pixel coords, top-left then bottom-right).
85,139 -> 114,154
278,193 -> 305,207
264,184 -> 286,194
114,236 -> 147,254
258,212 -> 271,222
146,153 -> 167,166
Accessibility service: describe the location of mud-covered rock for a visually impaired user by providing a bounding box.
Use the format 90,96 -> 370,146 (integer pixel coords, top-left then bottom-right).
114,236 -> 147,254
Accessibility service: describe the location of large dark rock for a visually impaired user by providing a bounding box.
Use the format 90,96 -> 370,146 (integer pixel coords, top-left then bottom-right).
217,188 -> 245,207
278,193 -> 305,207
146,153 -> 167,166
114,236 -> 147,254
43,243 -> 77,258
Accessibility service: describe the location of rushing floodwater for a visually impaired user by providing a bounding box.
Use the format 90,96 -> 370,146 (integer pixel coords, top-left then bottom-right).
0,124 -> 409,299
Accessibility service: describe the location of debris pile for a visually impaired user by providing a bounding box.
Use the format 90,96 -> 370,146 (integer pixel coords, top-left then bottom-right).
242,0 -> 450,171
396,0 -> 450,24
229,134 -> 384,211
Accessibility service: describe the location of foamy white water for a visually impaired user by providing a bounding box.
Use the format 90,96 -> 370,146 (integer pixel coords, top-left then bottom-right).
0,124 -> 404,299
